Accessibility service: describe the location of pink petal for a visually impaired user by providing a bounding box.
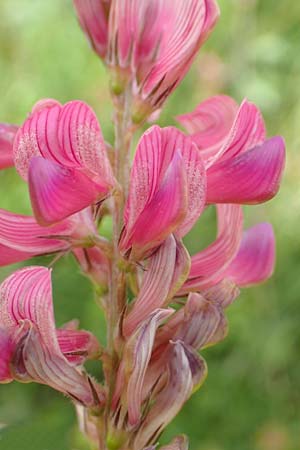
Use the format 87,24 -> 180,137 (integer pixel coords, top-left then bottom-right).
0,267 -> 103,406
223,222 -> 276,286
56,328 -> 100,364
125,309 -> 173,427
0,327 -> 14,383
13,100 -> 114,188
206,136 -> 286,205
176,293 -> 225,350
202,279 -> 240,309
182,205 -> 243,293
122,126 -> 206,258
123,235 -> 177,337
206,99 -> 266,169
73,0 -> 110,59
29,156 -> 109,225
0,209 -> 74,255
176,95 -> 239,161
0,123 -> 18,169
0,244 -> 36,266
134,341 -> 193,450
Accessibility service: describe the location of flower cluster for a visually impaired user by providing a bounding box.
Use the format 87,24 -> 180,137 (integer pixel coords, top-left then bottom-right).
0,1 -> 285,450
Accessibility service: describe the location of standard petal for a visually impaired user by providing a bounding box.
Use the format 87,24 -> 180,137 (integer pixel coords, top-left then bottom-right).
206,99 -> 266,169
73,0 -> 110,59
14,100 -> 114,188
202,278 -> 240,309
29,156 -> 109,225
182,205 -> 243,293
0,123 -> 18,169
223,223 -> 276,287
206,136 -> 286,204
176,95 -> 238,161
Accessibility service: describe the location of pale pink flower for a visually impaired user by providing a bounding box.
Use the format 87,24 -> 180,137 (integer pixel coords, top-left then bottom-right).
0,266 -> 103,406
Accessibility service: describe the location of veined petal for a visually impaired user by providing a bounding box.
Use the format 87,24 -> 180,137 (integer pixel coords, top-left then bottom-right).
56,328 -> 100,364
14,100 -> 114,188
29,157 -> 109,225
0,267 -> 103,406
73,0 -> 110,59
206,99 -> 266,169
122,126 -> 205,258
0,327 -> 14,383
182,205 -> 243,293
123,235 -> 177,338
180,342 -> 207,392
0,244 -> 36,266
0,123 -> 18,169
202,278 -> 240,309
73,246 -> 110,287
125,309 -> 173,427
176,293 -> 224,350
133,341 -> 193,450
223,223 -> 275,286
206,136 -> 286,204
176,95 -> 238,162
120,150 -> 188,260
0,209 -> 74,254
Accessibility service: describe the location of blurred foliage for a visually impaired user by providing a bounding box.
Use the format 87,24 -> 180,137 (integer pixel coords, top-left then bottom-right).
0,1 -> 300,449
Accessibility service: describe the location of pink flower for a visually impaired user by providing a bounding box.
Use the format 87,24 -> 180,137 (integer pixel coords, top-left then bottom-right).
74,0 -> 220,117
177,96 -> 286,205
119,125 -> 206,260
0,266 -> 104,406
13,99 -> 116,225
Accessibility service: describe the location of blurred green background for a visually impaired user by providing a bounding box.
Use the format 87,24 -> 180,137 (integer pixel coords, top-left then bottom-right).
0,1 -> 300,449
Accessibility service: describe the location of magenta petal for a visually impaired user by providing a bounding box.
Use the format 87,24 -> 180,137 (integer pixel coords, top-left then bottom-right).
223,223 -> 276,287
206,136 -> 286,204
182,205 -> 243,293
29,156 -> 108,225
0,327 -> 14,383
73,0 -> 109,59
206,99 -> 266,168
0,244 -> 35,266
177,95 -> 238,162
0,123 -> 18,169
